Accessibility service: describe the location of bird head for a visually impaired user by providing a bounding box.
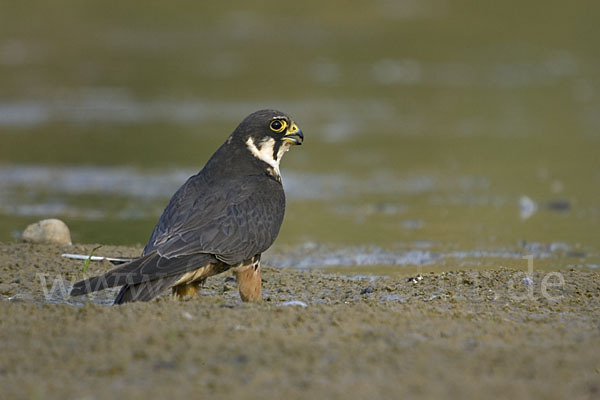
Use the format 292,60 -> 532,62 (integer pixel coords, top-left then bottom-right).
232,109 -> 303,176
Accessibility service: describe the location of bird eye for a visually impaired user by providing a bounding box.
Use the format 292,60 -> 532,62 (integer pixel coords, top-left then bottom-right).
270,119 -> 287,133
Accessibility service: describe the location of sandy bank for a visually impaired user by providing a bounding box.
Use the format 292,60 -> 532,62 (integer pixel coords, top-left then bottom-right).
1,243 -> 599,399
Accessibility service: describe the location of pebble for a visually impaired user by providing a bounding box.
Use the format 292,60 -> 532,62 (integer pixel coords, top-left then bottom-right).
279,300 -> 308,307
407,274 -> 424,284
360,286 -> 375,295
519,195 -> 537,220
181,311 -> 195,320
22,219 -> 72,245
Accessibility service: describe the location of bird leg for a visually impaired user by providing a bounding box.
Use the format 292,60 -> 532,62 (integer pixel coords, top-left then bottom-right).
232,261 -> 262,302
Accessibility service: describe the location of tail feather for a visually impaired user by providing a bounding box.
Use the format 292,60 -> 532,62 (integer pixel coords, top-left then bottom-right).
69,250 -> 217,303
70,252 -> 161,296
113,275 -> 182,305
70,274 -> 114,296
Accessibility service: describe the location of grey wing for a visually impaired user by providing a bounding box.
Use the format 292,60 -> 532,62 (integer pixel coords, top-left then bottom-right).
149,175 -> 286,265
143,172 -> 206,256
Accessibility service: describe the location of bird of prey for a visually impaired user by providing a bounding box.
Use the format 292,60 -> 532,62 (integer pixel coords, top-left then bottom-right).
70,109 -> 303,304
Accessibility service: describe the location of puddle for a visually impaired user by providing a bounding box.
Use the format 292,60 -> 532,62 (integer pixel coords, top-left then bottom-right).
0,164 -> 441,220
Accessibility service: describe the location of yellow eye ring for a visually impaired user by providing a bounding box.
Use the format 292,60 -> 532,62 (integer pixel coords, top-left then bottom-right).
270,119 -> 287,133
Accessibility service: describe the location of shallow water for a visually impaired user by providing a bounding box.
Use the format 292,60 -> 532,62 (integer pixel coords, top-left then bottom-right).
1,1 -> 599,273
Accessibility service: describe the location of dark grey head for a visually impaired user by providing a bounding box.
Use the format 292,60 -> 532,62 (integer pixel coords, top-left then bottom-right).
227,109 -> 303,174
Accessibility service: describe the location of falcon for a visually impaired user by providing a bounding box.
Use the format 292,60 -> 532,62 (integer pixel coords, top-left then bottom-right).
70,109 -> 303,304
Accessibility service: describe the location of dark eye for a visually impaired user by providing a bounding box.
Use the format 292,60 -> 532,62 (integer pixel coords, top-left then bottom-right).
270,119 -> 287,133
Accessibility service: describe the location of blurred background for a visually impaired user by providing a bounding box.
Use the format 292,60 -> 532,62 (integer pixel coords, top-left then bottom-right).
1,0 -> 599,271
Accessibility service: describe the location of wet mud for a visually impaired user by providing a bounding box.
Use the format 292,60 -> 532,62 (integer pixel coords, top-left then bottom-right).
1,243 -> 599,399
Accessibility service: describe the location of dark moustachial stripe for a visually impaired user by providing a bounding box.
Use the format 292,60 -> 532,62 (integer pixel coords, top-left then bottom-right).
273,139 -> 282,161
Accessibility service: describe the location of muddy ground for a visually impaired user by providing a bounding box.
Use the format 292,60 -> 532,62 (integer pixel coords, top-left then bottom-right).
1,242 -> 599,399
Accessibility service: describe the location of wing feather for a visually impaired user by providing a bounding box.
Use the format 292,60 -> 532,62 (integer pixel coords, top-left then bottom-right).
145,174 -> 285,265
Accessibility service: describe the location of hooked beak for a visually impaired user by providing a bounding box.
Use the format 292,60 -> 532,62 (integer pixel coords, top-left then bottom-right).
283,123 -> 304,145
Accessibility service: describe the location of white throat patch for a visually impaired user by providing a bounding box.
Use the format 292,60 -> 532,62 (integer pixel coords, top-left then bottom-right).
246,137 -> 291,178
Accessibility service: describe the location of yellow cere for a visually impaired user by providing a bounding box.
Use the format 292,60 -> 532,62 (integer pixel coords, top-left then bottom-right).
287,123 -> 299,134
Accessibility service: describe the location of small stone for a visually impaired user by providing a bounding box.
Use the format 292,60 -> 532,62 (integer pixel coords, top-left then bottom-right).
546,200 -> 570,211
22,219 -> 72,245
360,286 -> 375,295
279,300 -> 307,307
181,311 -> 195,320
522,276 -> 533,286
407,274 -> 424,284
519,195 -> 537,220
